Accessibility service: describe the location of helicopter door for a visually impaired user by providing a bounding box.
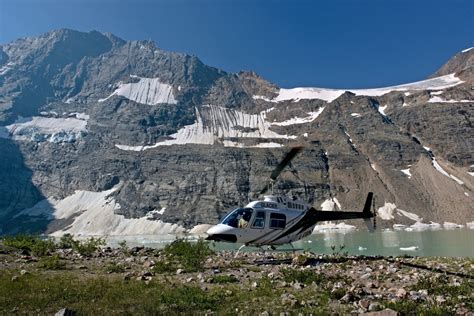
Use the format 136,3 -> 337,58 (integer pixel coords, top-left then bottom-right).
251,211 -> 266,229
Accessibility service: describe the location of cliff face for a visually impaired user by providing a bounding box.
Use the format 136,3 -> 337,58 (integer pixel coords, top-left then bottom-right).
0,30 -> 472,235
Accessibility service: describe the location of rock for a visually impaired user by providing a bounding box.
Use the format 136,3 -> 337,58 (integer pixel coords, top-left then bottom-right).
11,275 -> 18,282
143,260 -> 155,268
55,308 -> 76,316
292,254 -> 308,266
455,307 -> 470,315
260,311 -> 269,316
281,293 -> 298,307
396,288 -> 407,298
418,289 -> 428,296
186,277 -> 194,282
123,272 -> 132,281
363,308 -> 398,316
292,282 -> 304,290
142,271 -> 153,277
251,281 -> 258,288
368,302 -> 382,312
20,270 -> 28,275
176,269 -> 184,275
340,293 -> 353,303
359,299 -> 370,310
360,273 -> 371,280
435,295 -> 446,304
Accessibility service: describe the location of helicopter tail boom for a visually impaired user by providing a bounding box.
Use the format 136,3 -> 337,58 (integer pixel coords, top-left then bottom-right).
311,192 -> 375,221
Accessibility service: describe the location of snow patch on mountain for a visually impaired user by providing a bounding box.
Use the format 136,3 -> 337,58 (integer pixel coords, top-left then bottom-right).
222,140 -> 283,148
270,107 -> 325,126
320,198 -> 342,211
461,47 -> 473,53
400,168 -> 412,178
0,116 -> 88,143
115,105 -> 297,150
253,95 -> 277,103
443,222 -> 464,229
271,73 -> 463,103
275,88 -> 344,103
351,113 -> 361,117
396,209 -> 422,222
0,61 -> 15,76
428,96 -> 472,103
377,202 -> 397,220
14,188 -> 184,236
432,158 -> 464,185
98,75 -> 177,105
313,222 -> 356,231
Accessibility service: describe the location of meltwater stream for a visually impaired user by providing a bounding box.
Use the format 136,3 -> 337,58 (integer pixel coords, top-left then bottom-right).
105,228 -> 474,258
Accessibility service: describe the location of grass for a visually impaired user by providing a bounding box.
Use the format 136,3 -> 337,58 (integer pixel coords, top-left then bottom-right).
0,270 -> 335,315
281,268 -> 346,286
384,301 -> 453,316
38,255 -> 66,270
105,262 -> 126,274
0,270 -> 224,314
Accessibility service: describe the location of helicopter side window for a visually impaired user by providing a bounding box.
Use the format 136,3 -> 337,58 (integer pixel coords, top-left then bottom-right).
251,211 -> 266,229
221,208 -> 253,228
269,213 -> 286,229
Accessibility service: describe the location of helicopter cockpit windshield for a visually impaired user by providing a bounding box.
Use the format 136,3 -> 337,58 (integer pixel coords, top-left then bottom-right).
221,208 -> 253,228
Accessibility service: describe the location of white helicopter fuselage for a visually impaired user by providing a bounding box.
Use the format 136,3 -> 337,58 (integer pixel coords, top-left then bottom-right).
206,195 -> 315,246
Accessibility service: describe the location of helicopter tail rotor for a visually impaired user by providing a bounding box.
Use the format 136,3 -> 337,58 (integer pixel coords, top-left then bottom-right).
362,192 -> 376,232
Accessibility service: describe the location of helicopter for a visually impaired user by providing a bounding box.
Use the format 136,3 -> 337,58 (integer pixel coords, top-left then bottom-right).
206,146 -> 375,250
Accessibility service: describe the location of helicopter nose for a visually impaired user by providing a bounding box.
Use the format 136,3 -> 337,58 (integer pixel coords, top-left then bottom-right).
205,224 -> 237,243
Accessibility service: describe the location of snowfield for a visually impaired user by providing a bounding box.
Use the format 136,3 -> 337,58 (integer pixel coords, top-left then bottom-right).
99,75 -> 177,105
261,73 -> 464,103
115,105 -> 297,150
428,96 -> 472,103
270,107 -> 325,126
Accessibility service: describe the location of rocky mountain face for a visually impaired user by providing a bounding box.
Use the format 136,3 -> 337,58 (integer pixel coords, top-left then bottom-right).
0,29 -> 472,236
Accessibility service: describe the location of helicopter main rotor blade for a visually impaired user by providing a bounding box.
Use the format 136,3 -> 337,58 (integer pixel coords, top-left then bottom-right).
270,146 -> 304,181
260,146 -> 304,195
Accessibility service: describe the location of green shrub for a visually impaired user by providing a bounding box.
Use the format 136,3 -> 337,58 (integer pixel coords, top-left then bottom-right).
73,237 -> 106,257
3,235 -> 56,256
117,240 -> 130,255
210,275 -> 239,284
152,261 -> 176,274
38,255 -> 66,270
162,239 -> 214,272
57,234 -> 76,249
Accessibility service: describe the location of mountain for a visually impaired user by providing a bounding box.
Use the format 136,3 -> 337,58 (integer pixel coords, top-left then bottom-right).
0,29 -> 472,236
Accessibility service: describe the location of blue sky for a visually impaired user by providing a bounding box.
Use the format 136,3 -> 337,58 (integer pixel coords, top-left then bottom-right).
0,0 -> 472,88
